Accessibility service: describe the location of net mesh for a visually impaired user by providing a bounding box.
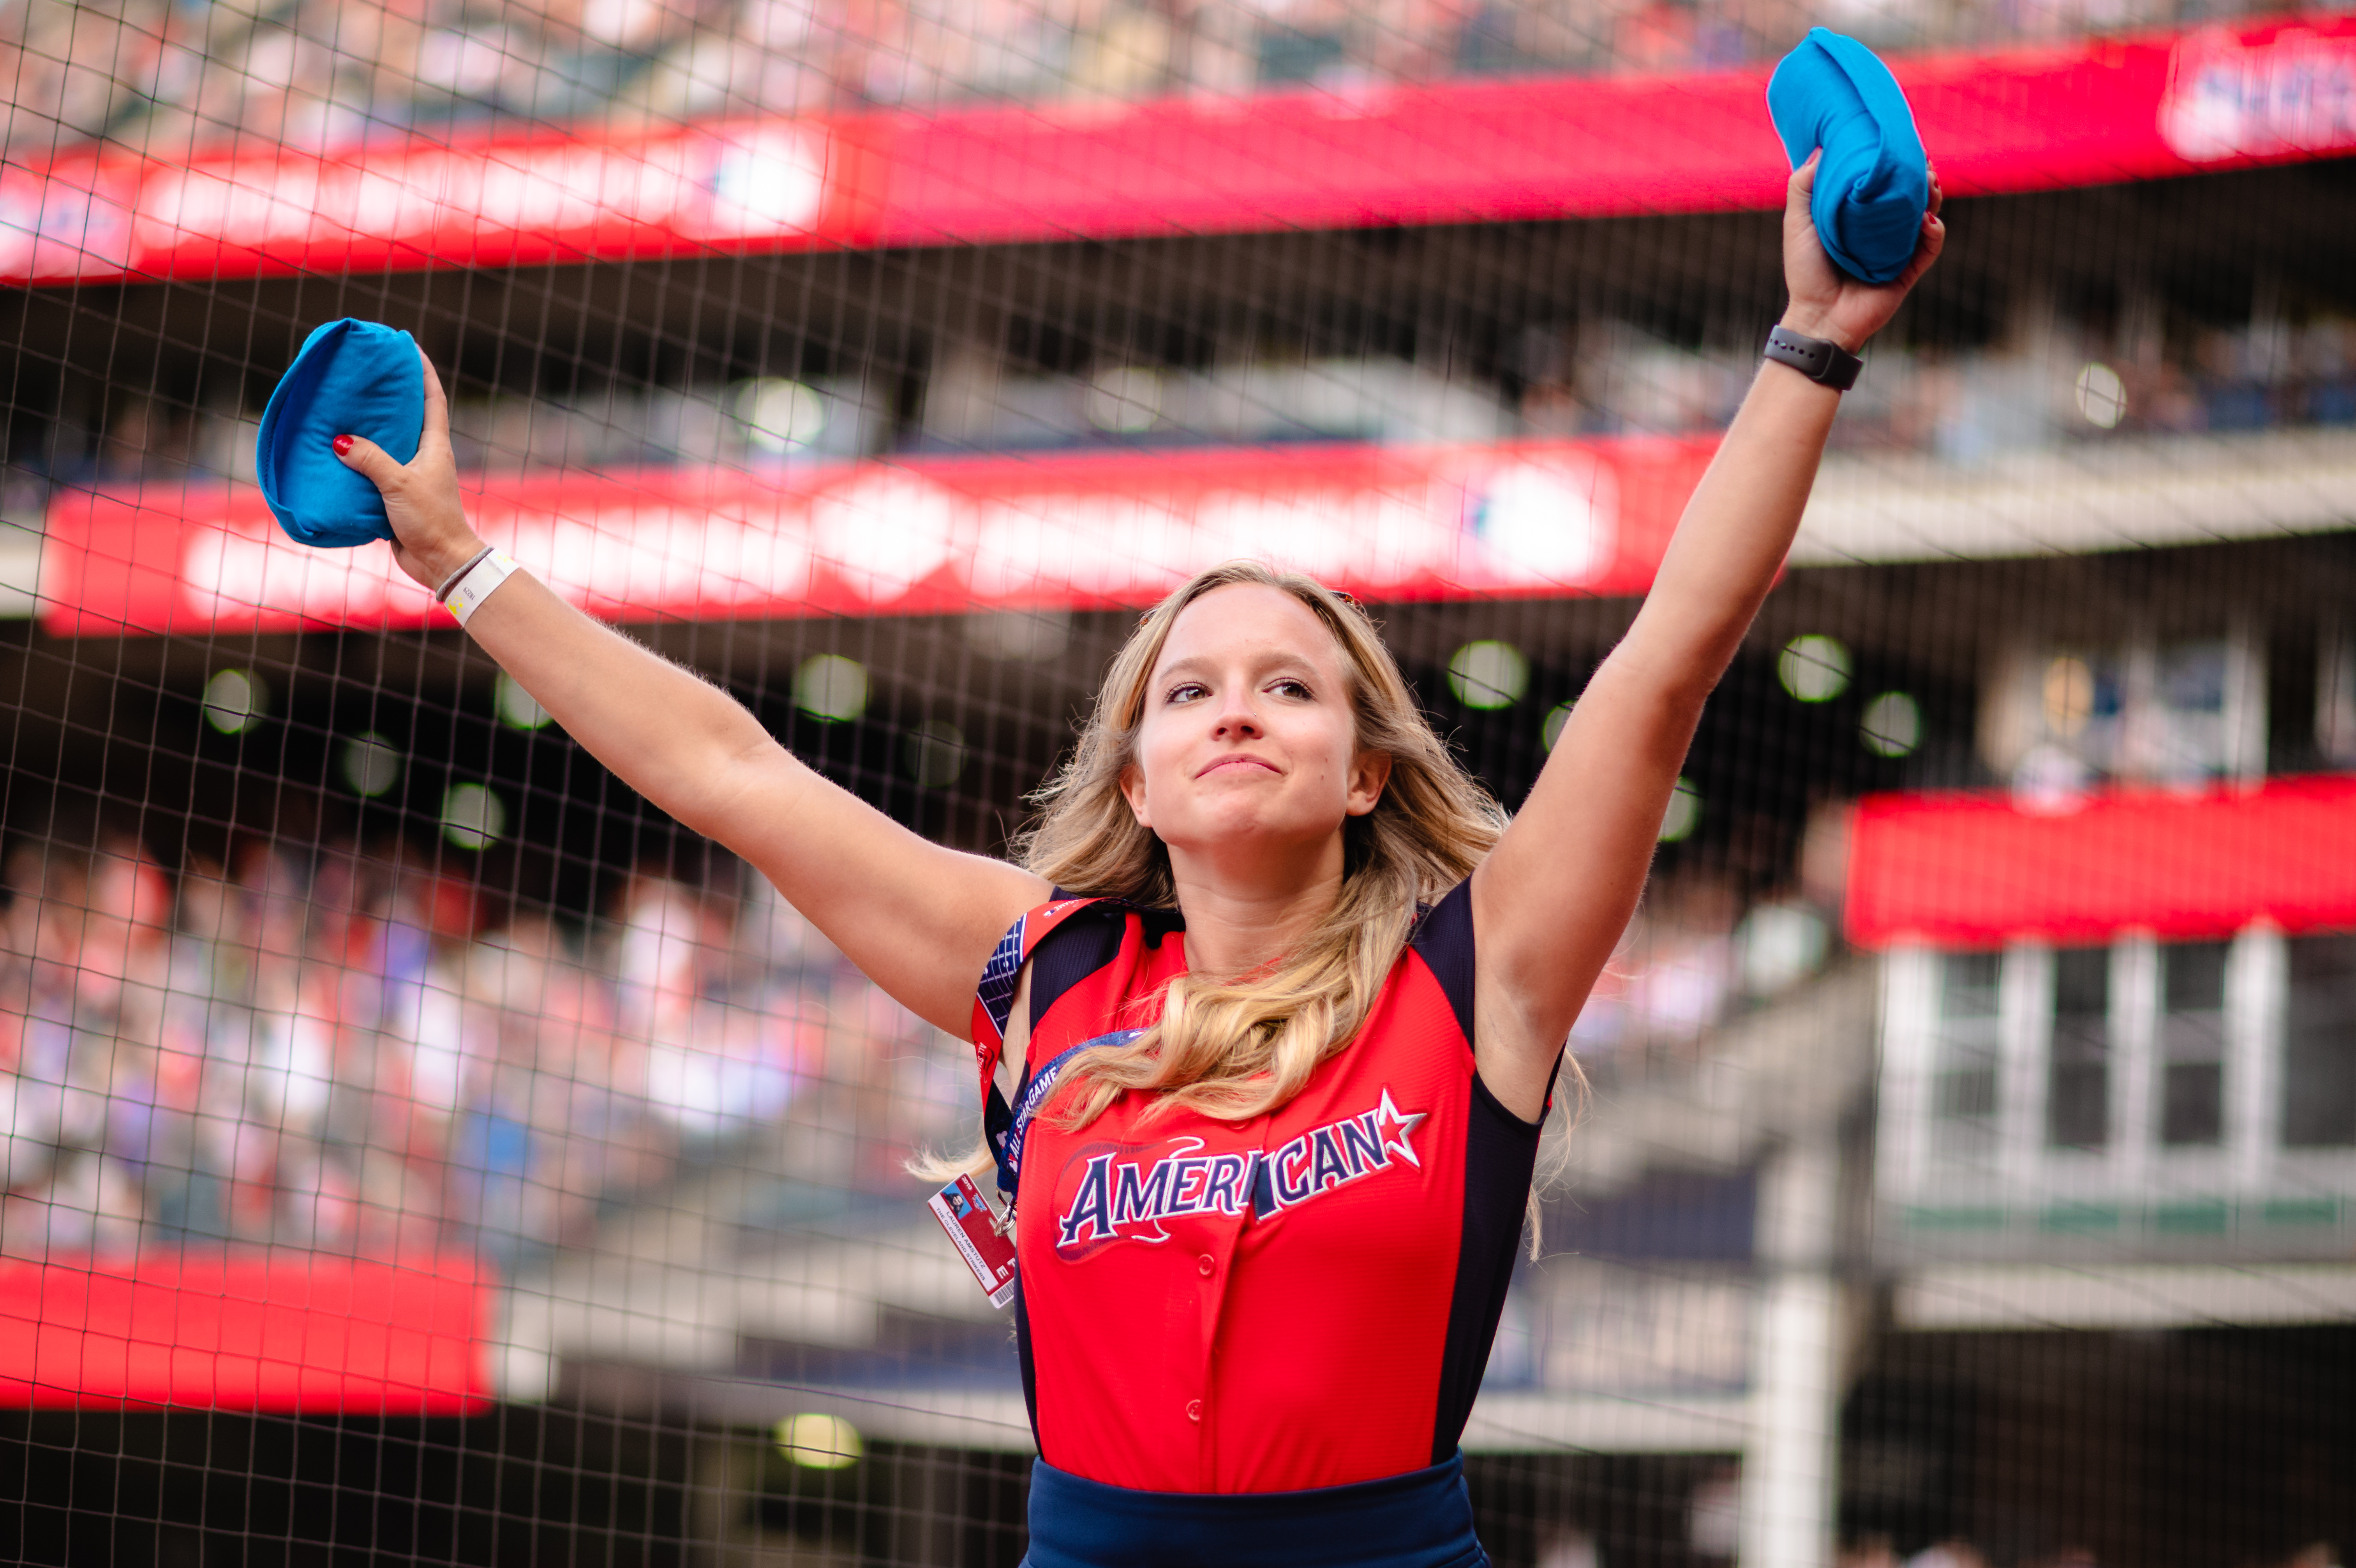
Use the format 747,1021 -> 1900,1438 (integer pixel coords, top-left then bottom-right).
3,0 -> 2356,1562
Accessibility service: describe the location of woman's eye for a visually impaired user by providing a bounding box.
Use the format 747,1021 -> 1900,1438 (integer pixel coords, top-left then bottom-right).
1166,683 -> 1208,704
1271,679 -> 1312,700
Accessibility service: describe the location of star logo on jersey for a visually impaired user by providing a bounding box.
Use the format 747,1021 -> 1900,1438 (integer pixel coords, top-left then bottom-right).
1050,1087 -> 1430,1261
1371,1088 -> 1425,1169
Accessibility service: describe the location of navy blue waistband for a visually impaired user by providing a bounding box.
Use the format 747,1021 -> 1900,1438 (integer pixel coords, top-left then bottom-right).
1022,1452 -> 1486,1568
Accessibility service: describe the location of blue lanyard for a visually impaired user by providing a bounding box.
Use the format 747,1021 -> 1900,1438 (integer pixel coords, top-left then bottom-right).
988,1029 -> 1143,1211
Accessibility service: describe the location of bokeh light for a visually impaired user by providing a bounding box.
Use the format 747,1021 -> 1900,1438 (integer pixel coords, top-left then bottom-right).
795,655 -> 870,723
440,783 -> 506,850
905,720 -> 966,787
1659,777 -> 1701,842
1448,640 -> 1529,710
1778,635 -> 1851,703
341,733 -> 403,797
1542,700 -> 1575,751
2074,361 -> 2127,429
1861,691 -> 1923,758
202,669 -> 267,734
775,1413 -> 863,1470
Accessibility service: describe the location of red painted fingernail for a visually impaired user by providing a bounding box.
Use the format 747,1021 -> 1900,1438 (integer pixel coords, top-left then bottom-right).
332,434 -> 354,456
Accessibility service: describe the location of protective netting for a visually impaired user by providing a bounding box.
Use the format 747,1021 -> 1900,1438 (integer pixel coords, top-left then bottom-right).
4,0 -> 2356,1563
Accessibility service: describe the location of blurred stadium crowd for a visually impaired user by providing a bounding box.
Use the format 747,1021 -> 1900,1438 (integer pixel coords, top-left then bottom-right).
61,307 -> 2356,488
0,0 -> 2307,162
0,835 -> 970,1267
0,830 -> 1775,1270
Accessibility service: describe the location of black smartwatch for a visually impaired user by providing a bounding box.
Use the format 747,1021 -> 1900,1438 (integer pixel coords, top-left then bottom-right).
1763,325 -> 1863,391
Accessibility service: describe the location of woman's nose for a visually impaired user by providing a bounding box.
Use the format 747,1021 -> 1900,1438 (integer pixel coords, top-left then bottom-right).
1210,698 -> 1262,738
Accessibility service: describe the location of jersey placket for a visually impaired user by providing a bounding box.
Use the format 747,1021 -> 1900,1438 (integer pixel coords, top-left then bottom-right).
1192,1116 -> 1266,1491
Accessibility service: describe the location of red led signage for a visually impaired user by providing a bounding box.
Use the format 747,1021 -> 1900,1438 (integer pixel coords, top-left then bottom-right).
39,436 -> 1718,636
0,1254 -> 494,1413
1846,774 -> 2356,948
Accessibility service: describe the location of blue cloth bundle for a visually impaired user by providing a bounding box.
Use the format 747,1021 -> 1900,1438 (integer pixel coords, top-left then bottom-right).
256,318 -> 424,549
1767,28 -> 1928,286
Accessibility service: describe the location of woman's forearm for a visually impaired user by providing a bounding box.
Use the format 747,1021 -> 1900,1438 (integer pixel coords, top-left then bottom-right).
1609,154 -> 1943,707
1614,348 -> 1841,699
328,372 -> 806,851
429,563 -> 1046,1032
453,570 -> 798,845
332,354 -> 1049,1034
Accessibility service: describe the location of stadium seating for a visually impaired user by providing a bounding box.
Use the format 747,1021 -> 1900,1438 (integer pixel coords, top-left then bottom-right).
2,0 -> 2291,161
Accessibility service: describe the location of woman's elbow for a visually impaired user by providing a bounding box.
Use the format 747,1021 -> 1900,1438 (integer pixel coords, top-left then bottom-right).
1593,643 -> 1721,725
672,739 -> 799,847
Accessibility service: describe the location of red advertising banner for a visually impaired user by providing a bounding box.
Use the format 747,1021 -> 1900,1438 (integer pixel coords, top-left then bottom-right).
39,437 -> 1716,637
0,1253 -> 494,1413
0,121 -> 887,284
7,16 -> 2356,286
1844,774 -> 2356,949
868,16 -> 2356,245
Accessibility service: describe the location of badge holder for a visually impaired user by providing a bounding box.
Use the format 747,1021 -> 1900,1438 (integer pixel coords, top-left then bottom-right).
928,1173 -> 1018,1309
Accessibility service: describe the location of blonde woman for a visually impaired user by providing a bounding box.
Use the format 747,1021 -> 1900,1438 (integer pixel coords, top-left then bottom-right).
333,156 -> 1940,1565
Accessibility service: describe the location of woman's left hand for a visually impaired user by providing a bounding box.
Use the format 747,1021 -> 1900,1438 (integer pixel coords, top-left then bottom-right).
1778,153 -> 1945,352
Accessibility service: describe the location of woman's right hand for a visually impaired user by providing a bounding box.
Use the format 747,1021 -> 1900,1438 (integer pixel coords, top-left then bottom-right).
1778,152 -> 1944,353
332,348 -> 487,593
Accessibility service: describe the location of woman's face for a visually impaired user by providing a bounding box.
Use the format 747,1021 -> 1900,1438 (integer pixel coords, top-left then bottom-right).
1121,584 -> 1388,871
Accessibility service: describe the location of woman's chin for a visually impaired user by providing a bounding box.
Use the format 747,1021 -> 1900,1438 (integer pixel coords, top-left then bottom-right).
1164,811 -> 1345,863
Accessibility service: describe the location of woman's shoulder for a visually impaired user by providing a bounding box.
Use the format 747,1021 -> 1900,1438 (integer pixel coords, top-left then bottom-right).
979,894 -> 1177,1017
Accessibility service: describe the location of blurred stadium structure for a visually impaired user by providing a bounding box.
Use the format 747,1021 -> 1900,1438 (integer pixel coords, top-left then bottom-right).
0,0 -> 2321,159
4,0 -> 2356,1563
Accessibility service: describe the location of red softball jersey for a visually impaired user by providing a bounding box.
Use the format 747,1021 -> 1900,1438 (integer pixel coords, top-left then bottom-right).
967,880 -> 1546,1495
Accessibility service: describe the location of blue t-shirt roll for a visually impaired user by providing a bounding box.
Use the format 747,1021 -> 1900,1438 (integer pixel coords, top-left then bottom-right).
1767,28 -> 1928,286
256,318 -> 425,549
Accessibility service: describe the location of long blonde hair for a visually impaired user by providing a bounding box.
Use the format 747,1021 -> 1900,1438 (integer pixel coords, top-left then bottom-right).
1010,561 -> 1507,1134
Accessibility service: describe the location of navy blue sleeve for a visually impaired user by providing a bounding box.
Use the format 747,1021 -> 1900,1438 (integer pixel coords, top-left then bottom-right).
1408,877 -> 1476,1046
1414,874 -> 1554,1464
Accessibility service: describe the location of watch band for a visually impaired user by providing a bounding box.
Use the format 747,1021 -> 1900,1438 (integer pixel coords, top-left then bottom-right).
1763,326 -> 1863,392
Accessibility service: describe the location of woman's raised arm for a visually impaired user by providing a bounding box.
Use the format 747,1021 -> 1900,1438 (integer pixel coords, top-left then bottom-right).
335,354 -> 1049,1035
1469,154 -> 1945,1119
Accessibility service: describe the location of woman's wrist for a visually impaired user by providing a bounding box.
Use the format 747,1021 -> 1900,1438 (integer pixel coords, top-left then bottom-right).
416,534 -> 492,591
1776,309 -> 1862,354
432,544 -> 499,602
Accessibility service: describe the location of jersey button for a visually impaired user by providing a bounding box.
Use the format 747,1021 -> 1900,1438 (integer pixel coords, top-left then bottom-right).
1197,1254 -> 1215,1277
1185,1399 -> 1203,1423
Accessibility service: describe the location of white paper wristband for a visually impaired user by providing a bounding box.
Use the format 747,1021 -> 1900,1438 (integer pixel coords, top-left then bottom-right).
444,550 -> 520,627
